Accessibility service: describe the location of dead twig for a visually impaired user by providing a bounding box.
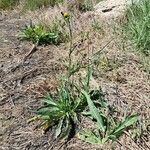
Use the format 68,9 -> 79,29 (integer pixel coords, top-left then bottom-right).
11,44 -> 38,72
23,44 -> 37,62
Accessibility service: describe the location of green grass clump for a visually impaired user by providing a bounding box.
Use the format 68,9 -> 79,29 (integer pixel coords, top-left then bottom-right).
24,0 -> 63,11
0,0 -> 19,10
125,0 -> 150,54
20,20 -> 68,45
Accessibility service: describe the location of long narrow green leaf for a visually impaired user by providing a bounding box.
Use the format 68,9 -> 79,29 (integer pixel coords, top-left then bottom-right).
82,90 -> 105,132
110,115 -> 139,136
43,95 -> 58,105
42,99 -> 57,106
36,107 -> 50,115
36,107 -> 59,116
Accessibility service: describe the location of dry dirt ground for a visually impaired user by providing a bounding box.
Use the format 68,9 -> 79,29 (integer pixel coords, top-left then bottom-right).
0,1 -> 150,150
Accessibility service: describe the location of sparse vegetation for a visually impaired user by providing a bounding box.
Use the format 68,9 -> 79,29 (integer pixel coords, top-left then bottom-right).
23,0 -> 64,11
0,0 -> 19,9
91,19 -> 104,33
79,91 -> 139,144
125,0 -> 150,54
29,12 -> 139,144
0,0 -> 63,10
1,0 -> 149,149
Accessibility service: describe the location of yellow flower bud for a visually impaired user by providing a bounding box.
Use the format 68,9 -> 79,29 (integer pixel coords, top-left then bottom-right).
63,12 -> 70,18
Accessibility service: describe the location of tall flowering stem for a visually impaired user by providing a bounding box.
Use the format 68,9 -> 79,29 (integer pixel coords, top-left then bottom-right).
62,12 -> 73,79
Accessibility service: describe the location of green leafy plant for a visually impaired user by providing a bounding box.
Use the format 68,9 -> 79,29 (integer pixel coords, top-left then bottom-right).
78,91 -> 139,144
29,12 -> 93,140
33,66 -> 94,139
20,19 -> 68,45
124,0 -> 150,54
35,86 -> 87,139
